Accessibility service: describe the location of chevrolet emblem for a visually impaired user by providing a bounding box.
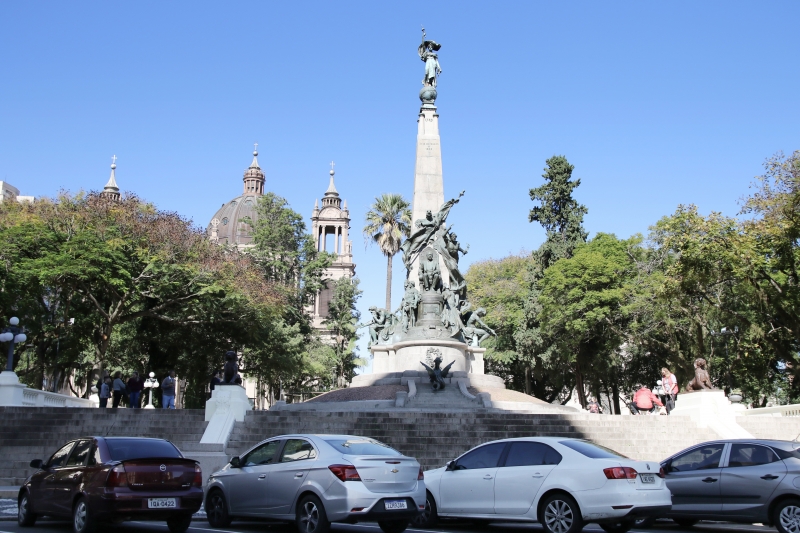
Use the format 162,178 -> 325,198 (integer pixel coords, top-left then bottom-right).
391,468 -> 399,473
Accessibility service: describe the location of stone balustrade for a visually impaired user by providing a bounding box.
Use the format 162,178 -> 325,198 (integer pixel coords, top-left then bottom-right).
741,403 -> 800,417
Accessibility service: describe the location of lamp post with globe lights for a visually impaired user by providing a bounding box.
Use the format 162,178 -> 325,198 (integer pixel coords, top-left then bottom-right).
0,317 -> 27,373
143,372 -> 159,409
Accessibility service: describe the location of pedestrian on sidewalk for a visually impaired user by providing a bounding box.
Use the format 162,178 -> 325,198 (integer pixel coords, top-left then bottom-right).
127,371 -> 144,408
161,370 -> 176,409
661,367 -> 678,413
99,376 -> 111,408
112,371 -> 127,409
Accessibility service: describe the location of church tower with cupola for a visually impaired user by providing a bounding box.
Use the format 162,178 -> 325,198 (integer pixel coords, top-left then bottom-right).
310,163 -> 356,330
207,145 -> 264,247
101,155 -> 121,201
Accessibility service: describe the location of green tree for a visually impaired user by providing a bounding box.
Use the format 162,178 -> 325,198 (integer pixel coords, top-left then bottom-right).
363,194 -> 412,310
323,277 -> 364,387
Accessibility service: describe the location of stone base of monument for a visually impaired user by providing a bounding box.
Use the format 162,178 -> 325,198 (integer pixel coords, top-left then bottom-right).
371,338 -> 485,374
670,390 -> 753,439
201,384 -> 252,444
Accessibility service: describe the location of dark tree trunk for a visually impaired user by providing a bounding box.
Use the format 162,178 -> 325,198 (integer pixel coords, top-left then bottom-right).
385,254 -> 393,310
612,381 -> 621,415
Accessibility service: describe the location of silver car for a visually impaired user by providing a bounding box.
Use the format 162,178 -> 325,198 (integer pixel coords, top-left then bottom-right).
204,434 -> 425,533
646,439 -> 800,533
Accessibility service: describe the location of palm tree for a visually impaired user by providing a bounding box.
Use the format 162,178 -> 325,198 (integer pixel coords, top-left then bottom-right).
363,194 -> 412,310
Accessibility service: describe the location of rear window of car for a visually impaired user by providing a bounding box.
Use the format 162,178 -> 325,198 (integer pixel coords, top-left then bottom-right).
324,438 -> 401,456
559,440 -> 627,459
105,439 -> 182,461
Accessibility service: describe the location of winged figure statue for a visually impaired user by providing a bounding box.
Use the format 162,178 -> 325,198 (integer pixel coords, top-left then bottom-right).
420,355 -> 455,391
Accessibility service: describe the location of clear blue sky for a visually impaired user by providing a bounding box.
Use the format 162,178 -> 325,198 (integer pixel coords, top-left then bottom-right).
2,2 -> 798,371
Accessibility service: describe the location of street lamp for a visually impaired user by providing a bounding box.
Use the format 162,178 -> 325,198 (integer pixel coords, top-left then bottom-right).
143,372 -> 159,409
0,317 -> 27,373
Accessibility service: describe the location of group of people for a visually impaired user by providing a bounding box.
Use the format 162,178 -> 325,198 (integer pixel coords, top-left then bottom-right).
585,367 -> 680,415
97,370 -> 177,409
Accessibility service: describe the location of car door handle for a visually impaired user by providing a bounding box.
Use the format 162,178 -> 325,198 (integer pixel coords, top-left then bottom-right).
483,475 -> 493,480
258,474 -> 267,480
762,475 -> 779,480
295,472 -> 304,478
702,477 -> 718,483
533,473 -> 544,478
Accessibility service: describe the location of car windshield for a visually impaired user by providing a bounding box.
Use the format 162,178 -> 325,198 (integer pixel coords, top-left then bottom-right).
559,440 -> 627,459
105,439 -> 182,461
324,438 -> 401,456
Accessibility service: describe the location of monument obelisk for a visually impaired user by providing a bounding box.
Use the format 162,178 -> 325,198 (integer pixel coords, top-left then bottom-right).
409,29 -> 446,282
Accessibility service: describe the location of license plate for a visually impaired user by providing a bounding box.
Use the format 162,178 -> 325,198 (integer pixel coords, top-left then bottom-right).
148,498 -> 178,509
640,474 -> 655,484
385,500 -> 408,510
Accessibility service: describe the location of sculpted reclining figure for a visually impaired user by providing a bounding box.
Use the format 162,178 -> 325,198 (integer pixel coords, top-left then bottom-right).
685,358 -> 715,392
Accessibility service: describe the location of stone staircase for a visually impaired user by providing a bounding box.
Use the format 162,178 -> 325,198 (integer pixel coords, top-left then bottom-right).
0,407 -> 208,495
405,384 -> 483,410
224,410 -> 721,471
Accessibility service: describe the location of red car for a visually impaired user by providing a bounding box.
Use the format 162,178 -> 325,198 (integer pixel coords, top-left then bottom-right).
17,436 -> 203,533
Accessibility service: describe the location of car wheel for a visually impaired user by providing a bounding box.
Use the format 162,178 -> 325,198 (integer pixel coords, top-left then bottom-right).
18,492 -> 37,527
774,498 -> 800,533
540,493 -> 584,533
73,497 -> 95,533
673,518 -> 699,528
167,514 -> 193,533
296,494 -> 330,533
634,516 -> 656,529
205,489 -> 232,528
411,492 -> 438,528
378,519 -> 409,533
600,519 -> 635,533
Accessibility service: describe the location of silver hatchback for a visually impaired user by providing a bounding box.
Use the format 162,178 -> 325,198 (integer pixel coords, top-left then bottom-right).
204,434 -> 425,533
652,439 -> 800,533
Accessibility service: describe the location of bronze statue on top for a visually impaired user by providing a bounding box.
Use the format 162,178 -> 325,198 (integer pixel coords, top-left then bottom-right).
685,358 -> 715,392
223,351 -> 242,385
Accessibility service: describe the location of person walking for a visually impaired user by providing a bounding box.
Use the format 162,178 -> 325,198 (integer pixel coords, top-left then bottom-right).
161,370 -> 176,409
127,371 -> 144,409
99,376 -> 111,408
111,371 -> 126,409
661,367 -> 679,413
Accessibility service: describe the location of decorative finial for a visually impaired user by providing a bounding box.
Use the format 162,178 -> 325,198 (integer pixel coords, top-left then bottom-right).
111,154 -> 117,169
330,161 -> 335,176
253,142 -> 258,157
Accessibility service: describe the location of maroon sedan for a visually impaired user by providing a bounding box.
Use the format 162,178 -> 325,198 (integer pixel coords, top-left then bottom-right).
17,437 -> 203,533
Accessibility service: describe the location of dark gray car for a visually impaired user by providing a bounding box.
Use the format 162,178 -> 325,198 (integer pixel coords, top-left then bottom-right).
646,439 -> 800,533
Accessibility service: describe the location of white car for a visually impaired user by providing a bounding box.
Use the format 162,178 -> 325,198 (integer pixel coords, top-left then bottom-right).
416,437 -> 671,533
204,434 -> 425,533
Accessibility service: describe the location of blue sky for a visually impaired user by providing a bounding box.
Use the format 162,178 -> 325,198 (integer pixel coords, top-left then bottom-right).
2,2 -> 798,372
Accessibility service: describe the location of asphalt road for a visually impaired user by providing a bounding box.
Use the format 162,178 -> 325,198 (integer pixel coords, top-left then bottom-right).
0,517 -> 779,533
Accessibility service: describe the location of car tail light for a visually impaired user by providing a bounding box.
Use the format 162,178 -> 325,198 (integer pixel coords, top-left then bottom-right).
328,464 -> 361,482
193,464 -> 202,487
658,467 -> 666,478
418,466 -> 424,480
106,464 -> 127,487
603,467 -> 638,480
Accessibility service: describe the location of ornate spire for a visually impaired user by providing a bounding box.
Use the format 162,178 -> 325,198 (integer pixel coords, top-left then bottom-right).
102,155 -> 120,201
243,143 -> 265,195
325,161 -> 339,197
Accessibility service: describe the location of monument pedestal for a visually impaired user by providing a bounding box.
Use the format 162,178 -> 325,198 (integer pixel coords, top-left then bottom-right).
201,384 -> 251,444
372,338 -> 485,375
0,372 -> 25,406
671,390 -> 752,439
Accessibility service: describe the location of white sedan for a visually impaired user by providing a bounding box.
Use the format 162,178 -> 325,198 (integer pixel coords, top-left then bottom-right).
416,437 -> 671,533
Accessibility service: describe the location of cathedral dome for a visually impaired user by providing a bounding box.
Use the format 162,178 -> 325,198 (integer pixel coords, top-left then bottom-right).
207,146 -> 265,246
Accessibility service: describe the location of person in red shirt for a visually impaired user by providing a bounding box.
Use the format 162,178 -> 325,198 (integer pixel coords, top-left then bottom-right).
633,386 -> 663,414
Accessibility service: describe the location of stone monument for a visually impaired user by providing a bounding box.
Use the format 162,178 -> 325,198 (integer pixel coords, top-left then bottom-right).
367,30 -> 495,380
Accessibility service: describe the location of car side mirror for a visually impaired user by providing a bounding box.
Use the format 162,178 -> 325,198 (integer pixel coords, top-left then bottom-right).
445,460 -> 456,471
29,459 -> 43,470
229,456 -> 241,468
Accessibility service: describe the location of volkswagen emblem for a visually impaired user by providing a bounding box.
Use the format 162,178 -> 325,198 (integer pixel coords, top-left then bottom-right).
391,468 -> 399,473
160,464 -> 167,472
